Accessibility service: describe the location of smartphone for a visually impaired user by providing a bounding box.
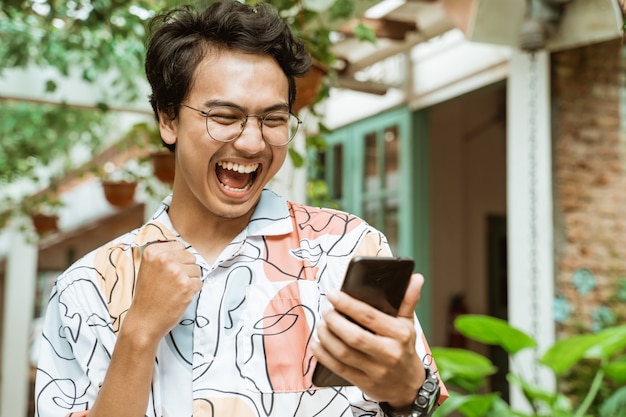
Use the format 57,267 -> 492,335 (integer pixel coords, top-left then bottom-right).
312,256 -> 415,387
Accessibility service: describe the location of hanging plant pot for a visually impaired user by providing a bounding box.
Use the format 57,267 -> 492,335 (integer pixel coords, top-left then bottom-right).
31,213 -> 59,236
102,180 -> 138,208
150,150 -> 175,185
293,60 -> 327,113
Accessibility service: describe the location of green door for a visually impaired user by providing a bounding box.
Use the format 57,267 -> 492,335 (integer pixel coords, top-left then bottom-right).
318,107 -> 432,337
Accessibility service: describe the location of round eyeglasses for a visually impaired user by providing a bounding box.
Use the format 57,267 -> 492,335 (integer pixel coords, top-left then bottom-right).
181,104 -> 302,146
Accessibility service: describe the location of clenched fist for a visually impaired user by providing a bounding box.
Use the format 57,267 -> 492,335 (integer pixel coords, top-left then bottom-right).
126,240 -> 203,342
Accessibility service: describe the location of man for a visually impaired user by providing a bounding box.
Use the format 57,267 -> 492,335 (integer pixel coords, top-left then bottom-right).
34,1 -> 446,416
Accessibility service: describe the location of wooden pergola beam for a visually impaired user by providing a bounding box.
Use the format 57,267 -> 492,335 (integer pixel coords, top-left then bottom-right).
338,17 -> 417,41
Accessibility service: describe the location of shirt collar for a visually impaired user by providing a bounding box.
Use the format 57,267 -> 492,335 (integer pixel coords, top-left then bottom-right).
246,189 -> 293,236
149,189 -> 293,238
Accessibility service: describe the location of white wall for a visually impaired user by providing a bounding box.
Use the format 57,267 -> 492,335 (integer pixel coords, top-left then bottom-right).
429,85 -> 507,348
0,66 -> 151,113
0,219 -> 38,417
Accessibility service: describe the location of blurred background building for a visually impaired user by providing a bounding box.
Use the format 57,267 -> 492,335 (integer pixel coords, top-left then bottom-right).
0,0 -> 624,416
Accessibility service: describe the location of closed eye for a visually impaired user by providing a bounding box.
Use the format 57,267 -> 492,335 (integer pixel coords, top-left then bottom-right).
209,113 -> 242,125
263,112 -> 289,127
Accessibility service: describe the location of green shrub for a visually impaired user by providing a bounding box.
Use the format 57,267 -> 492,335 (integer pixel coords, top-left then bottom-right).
432,315 -> 626,417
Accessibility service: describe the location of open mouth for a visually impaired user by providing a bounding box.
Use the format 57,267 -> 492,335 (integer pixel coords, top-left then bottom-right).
216,161 -> 259,192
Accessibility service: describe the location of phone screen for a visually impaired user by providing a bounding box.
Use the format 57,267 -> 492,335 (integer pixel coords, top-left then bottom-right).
311,256 -> 415,387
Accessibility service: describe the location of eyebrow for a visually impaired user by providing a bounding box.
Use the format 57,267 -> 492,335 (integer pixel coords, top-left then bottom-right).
201,99 -> 289,113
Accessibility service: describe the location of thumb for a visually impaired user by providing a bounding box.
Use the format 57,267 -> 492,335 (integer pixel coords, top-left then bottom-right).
397,273 -> 424,318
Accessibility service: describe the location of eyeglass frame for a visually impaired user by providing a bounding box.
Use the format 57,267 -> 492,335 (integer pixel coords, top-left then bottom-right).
180,103 -> 302,147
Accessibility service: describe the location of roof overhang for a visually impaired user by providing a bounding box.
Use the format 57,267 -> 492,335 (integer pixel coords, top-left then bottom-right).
332,0 -> 455,95
330,0 -> 623,95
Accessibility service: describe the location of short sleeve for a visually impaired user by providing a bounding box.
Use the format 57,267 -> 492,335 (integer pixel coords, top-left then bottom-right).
34,267 -> 114,417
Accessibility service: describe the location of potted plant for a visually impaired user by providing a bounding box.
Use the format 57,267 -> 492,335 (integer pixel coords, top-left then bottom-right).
243,0 -> 376,208
250,0 -> 377,112
22,192 -> 64,236
149,149 -> 175,185
100,161 -> 141,208
122,121 -> 175,186
30,212 -> 60,236
293,61 -> 328,113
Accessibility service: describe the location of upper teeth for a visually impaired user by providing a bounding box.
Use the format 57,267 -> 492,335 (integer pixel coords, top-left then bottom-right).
218,161 -> 259,174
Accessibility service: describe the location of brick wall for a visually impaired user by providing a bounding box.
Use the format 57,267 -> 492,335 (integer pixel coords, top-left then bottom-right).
552,38 -> 626,336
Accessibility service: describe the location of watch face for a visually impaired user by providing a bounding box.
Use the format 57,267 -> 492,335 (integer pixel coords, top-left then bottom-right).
414,365 -> 440,417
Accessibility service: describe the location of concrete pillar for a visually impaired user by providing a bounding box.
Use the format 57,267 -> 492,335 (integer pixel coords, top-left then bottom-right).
507,49 -> 556,411
0,219 -> 38,417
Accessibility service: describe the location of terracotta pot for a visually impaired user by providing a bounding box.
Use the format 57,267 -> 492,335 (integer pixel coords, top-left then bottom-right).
31,213 -> 59,235
102,181 -> 137,208
150,150 -> 175,185
293,60 -> 327,113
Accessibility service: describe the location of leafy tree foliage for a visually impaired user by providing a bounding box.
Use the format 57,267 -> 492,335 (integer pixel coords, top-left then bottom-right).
0,101 -> 108,184
0,1 -> 168,186
0,0 -> 372,212
1,0 -> 162,100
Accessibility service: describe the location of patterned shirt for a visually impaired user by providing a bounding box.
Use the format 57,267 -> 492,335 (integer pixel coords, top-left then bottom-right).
35,190 -> 442,417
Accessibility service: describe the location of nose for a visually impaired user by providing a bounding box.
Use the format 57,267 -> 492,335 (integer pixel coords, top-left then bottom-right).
234,115 -> 266,153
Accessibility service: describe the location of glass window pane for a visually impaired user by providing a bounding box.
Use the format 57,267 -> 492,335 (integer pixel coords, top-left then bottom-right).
364,132 -> 379,193
363,195 -> 379,230
315,150 -> 325,180
384,125 -> 400,190
332,144 -> 343,200
384,196 -> 399,255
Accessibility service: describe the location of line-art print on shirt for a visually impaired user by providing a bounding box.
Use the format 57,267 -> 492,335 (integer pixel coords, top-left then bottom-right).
35,190 -> 443,417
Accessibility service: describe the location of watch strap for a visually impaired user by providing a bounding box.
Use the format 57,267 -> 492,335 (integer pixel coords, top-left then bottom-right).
380,364 -> 440,417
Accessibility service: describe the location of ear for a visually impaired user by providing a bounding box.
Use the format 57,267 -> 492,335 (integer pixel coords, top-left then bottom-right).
158,108 -> 178,146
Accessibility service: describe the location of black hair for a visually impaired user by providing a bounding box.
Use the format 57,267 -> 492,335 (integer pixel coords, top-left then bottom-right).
145,0 -> 312,150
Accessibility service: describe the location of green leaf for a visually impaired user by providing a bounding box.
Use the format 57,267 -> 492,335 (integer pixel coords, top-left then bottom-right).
96,101 -> 111,112
353,22 -> 377,44
540,333 -> 602,375
433,392 -> 499,417
457,393 -> 501,417
485,397 -> 518,417
317,122 -> 332,134
455,315 -> 536,355
305,134 -> 328,151
328,0 -> 355,21
433,392 -> 467,416
507,373 -> 572,411
0,101 -> 108,183
599,386 -> 626,417
585,325 -> 626,360
605,356 -> 626,383
44,79 -> 57,93
541,325 -> 626,375
432,348 -> 496,379
288,147 -> 305,168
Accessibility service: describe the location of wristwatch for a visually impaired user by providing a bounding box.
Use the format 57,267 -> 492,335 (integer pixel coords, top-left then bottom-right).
380,365 -> 441,417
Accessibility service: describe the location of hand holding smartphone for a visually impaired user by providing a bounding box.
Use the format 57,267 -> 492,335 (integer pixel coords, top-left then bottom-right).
312,256 -> 415,387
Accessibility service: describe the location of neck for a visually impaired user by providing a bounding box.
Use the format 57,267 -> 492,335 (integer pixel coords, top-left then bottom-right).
167,199 -> 253,265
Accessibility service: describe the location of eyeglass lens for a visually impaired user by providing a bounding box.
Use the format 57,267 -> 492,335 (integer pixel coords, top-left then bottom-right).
205,106 -> 300,146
